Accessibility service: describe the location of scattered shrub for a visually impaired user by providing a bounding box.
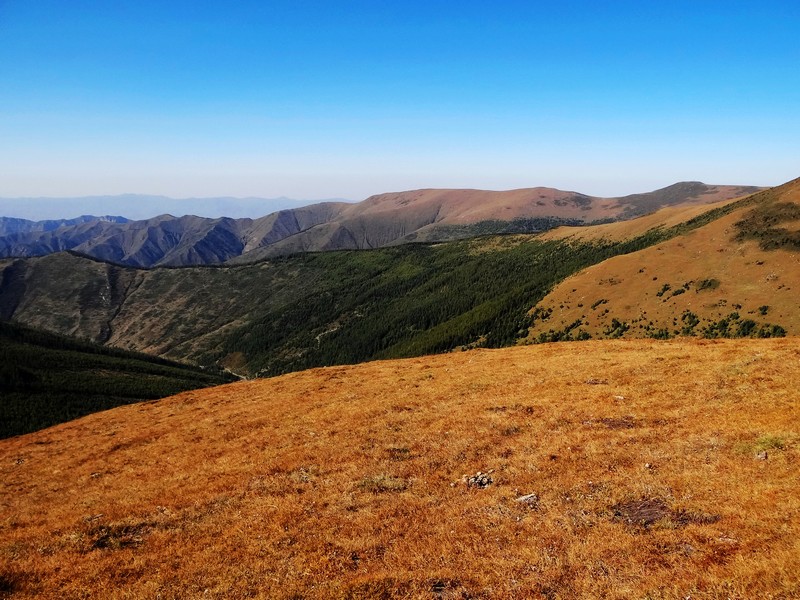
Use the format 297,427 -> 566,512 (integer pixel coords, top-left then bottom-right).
696,278 -> 720,292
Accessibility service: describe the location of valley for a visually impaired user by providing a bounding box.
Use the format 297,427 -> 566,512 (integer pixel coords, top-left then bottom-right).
0,179 -> 794,382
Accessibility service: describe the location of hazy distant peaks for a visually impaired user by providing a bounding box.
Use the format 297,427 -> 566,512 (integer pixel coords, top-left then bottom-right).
0,195 -> 352,221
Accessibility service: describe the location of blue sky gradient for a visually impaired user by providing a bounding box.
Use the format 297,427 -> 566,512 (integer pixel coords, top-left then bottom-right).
1,1 -> 798,203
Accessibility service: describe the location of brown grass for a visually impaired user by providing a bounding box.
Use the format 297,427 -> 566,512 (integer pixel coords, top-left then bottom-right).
541,195 -> 747,244
1,339 -> 799,598
528,179 -> 800,340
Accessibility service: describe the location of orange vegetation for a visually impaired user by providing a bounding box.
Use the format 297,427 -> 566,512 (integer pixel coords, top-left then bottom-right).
1,339 -> 799,599
528,178 -> 800,340
540,195 -> 746,244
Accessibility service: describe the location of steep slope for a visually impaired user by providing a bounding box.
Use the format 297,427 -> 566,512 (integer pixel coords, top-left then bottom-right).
0,204 -> 351,267
0,183 -> 758,267
526,177 -> 800,341
1,339 -> 798,598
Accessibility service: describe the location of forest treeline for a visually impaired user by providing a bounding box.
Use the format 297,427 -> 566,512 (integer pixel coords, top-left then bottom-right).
0,321 -> 234,438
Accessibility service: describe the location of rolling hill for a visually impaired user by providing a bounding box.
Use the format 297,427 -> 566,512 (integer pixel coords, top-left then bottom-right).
526,177 -> 800,342
0,183 -> 759,268
1,339 -> 797,598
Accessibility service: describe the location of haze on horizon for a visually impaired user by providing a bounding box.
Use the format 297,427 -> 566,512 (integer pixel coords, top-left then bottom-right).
1,1 -> 798,214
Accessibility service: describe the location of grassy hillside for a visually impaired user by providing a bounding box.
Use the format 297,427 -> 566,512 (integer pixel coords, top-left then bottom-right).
0,182 -> 767,378
0,321 -> 235,438
527,178 -> 800,342
1,339 -> 797,598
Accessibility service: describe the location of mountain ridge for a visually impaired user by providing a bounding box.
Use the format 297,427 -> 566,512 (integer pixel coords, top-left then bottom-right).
0,182 -> 761,267
1,178 -> 788,378
0,215 -> 129,236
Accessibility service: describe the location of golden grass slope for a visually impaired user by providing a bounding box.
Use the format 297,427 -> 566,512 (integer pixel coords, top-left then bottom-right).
527,178 -> 800,341
540,195 -> 747,244
2,339 -> 799,599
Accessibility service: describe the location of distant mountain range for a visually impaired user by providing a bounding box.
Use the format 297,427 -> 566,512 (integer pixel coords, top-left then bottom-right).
3,178 -> 792,380
0,215 -> 130,236
0,183 -> 760,268
0,194 -> 347,221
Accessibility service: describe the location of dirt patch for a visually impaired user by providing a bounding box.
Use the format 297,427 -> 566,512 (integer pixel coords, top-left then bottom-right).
0,574 -> 15,595
430,578 -> 467,599
612,498 -> 720,529
487,404 -> 536,415
386,447 -> 411,461
87,522 -> 151,551
582,416 -> 638,429
613,498 -> 669,526
357,474 -> 409,494
600,416 -> 637,429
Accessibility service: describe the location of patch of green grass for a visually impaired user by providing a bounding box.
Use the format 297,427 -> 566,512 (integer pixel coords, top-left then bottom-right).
736,433 -> 791,455
754,434 -> 788,452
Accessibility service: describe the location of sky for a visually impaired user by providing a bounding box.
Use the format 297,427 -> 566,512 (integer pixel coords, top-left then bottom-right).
1,0 -> 798,212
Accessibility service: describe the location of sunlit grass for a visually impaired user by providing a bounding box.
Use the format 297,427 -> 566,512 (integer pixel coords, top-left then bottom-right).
1,338 -> 798,598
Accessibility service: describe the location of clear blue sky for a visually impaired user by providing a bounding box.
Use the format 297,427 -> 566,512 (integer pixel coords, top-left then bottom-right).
1,0 -> 798,202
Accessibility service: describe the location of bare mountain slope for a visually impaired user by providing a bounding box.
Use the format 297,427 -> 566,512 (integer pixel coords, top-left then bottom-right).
0,183 -> 758,267
341,182 -> 758,224
1,339 -> 798,598
0,203 -> 351,268
234,183 -> 760,262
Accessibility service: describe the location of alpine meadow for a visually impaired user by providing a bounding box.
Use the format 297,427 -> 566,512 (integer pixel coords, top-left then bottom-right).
1,2 -> 799,599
